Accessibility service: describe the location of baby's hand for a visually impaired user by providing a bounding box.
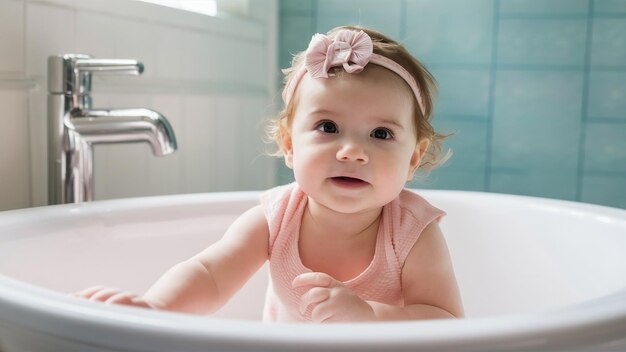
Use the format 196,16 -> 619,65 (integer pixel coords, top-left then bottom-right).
292,272 -> 375,323
72,286 -> 156,309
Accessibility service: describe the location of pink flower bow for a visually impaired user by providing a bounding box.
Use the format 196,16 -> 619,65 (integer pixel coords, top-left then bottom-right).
304,30 -> 374,78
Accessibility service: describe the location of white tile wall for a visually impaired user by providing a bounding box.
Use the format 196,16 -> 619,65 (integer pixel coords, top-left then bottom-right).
76,11 -> 117,59
238,96 -> 274,190
182,95 -> 215,192
213,95 -> 242,191
26,3 -> 75,76
0,0 -> 278,210
213,35 -> 239,84
0,90 -> 31,211
0,0 -> 25,74
155,26 -> 184,79
27,86 -> 47,206
181,30 -> 213,81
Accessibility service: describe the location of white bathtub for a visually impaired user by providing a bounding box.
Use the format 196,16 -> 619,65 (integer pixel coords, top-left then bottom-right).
0,190 -> 625,352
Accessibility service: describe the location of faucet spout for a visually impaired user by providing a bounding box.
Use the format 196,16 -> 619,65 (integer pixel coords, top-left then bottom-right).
71,108 -> 177,155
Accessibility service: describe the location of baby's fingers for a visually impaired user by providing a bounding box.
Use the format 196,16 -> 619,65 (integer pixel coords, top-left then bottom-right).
106,292 -> 154,309
72,285 -> 106,299
292,272 -> 336,289
104,291 -> 136,305
299,287 -> 329,315
88,287 -> 125,302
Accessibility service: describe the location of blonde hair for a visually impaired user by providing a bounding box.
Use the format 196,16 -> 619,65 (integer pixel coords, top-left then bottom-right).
266,25 -> 450,172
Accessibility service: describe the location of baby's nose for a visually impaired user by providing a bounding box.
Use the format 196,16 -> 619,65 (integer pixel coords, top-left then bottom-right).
336,141 -> 369,163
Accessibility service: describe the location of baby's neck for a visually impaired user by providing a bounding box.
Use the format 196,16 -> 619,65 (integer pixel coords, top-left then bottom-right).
299,197 -> 382,280
303,197 -> 382,240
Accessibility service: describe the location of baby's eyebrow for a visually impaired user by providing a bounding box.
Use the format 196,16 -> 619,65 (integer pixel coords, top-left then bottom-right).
309,109 -> 336,117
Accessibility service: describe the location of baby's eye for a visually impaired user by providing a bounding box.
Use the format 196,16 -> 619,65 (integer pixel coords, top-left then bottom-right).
371,128 -> 393,140
316,121 -> 338,134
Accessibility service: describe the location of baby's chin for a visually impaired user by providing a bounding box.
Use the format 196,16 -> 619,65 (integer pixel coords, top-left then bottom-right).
309,193 -> 390,216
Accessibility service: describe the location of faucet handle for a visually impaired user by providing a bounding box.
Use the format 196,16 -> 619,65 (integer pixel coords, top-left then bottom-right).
74,59 -> 144,75
74,59 -> 144,103
48,54 -> 145,109
48,54 -> 144,94
74,59 -> 144,99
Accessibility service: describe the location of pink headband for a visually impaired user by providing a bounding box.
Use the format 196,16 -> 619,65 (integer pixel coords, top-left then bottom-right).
282,29 -> 426,115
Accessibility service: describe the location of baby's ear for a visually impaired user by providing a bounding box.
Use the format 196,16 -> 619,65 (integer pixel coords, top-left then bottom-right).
407,138 -> 430,180
280,126 -> 294,169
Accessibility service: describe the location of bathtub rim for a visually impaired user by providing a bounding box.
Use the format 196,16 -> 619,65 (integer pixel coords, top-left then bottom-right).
1,190 -> 626,351
1,273 -> 626,351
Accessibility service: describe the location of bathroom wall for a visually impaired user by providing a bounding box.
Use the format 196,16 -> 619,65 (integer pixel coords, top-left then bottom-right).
278,0 -> 626,209
0,0 -> 278,211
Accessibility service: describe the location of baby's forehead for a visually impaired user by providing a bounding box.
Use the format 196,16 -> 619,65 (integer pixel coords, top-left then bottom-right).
293,67 -> 415,122
294,67 -> 413,116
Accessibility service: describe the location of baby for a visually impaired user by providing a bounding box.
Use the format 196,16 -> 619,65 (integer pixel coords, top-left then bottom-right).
76,26 -> 464,323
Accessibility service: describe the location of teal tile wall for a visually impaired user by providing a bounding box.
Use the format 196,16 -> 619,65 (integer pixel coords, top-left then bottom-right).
277,0 -> 626,209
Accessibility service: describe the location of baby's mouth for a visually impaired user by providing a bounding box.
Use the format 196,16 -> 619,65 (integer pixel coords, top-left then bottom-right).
330,176 -> 369,187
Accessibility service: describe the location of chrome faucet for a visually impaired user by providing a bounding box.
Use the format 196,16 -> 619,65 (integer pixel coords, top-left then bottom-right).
47,54 -> 178,204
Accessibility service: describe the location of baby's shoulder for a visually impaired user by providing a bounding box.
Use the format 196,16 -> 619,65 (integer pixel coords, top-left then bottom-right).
387,189 -> 445,260
394,189 -> 445,221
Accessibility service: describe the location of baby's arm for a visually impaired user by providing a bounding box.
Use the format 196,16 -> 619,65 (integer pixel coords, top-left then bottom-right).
373,220 -> 464,320
143,205 -> 269,314
76,205 -> 269,315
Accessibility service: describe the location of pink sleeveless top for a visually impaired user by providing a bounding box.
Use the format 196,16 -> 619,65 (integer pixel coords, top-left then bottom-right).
259,183 -> 445,322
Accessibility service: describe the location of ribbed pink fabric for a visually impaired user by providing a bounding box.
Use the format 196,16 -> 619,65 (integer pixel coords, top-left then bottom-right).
260,183 -> 445,322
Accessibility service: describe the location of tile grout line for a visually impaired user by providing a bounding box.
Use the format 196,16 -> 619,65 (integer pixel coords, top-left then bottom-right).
576,0 -> 595,202
484,0 -> 501,192
399,0 -> 407,41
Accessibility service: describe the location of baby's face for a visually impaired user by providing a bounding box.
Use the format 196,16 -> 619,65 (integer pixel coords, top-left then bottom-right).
283,65 -> 424,214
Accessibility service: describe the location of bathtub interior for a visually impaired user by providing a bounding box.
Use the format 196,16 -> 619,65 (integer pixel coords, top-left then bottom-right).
0,190 -> 625,321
